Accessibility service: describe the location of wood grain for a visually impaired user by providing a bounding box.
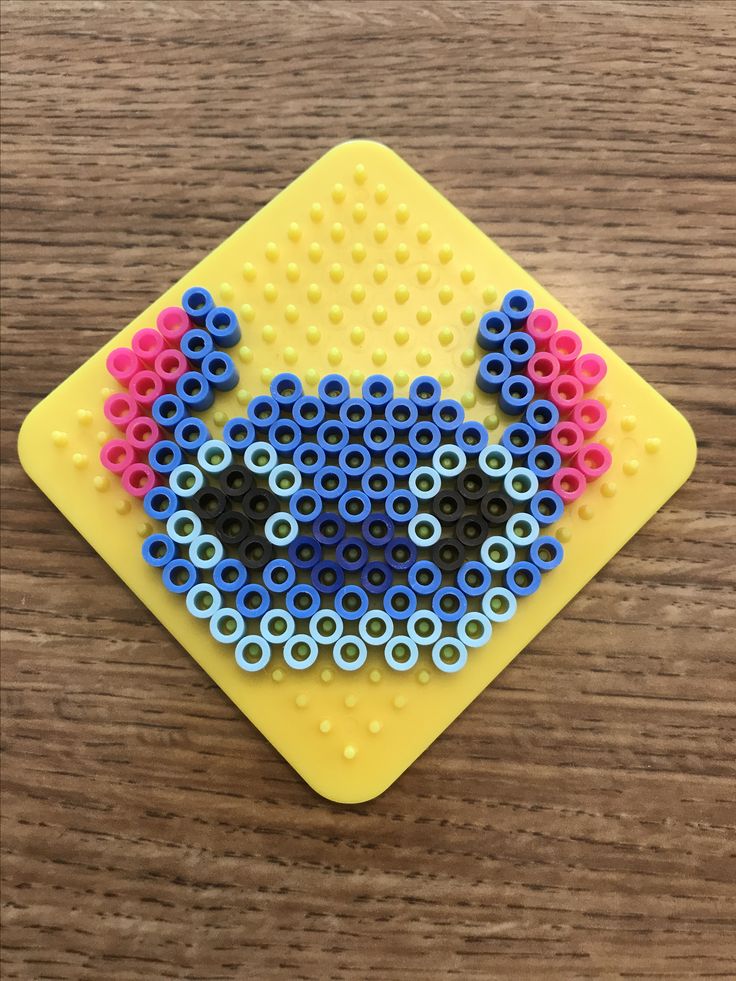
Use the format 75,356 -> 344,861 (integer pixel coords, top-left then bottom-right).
1,1 -> 735,977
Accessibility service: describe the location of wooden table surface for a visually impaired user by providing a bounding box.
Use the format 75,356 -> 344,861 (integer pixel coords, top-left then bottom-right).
2,2 -> 735,977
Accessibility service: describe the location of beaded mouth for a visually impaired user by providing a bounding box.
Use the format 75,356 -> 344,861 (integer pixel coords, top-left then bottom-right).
102,284 -> 611,675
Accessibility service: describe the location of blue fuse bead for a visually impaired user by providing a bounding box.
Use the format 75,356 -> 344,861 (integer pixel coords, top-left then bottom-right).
477,352 -> 512,394
501,422 -> 536,458
174,417 -> 210,453
181,285 -> 214,325
293,442 -> 326,476
530,536 -> 564,572
505,561 -> 542,597
362,514 -> 394,548
213,557 -> 248,593
363,419 -> 395,455
152,393 -> 187,430
202,351 -> 238,391
318,373 -> 350,410
339,397 -> 372,433
289,488 -> 323,523
339,443 -> 371,478
338,490 -> 371,524
205,306 -> 240,347
525,398 -> 559,436
362,374 -> 393,410
285,584 -> 321,620
432,587 -> 468,623
263,558 -> 297,593
409,420 -> 441,457
408,560 -> 442,595
142,533 -> 177,568
336,537 -> 369,572
499,375 -> 535,416
314,465 -> 348,500
527,445 -> 562,480
361,467 -> 395,501
148,440 -> 184,475
432,399 -> 464,434
283,634 -> 319,670
268,419 -> 302,457
317,419 -> 349,456
360,561 -> 393,594
456,421 -> 488,456
180,329 -> 213,365
311,560 -> 344,595
177,371 -> 214,411
162,557 -> 198,594
501,288 -> 534,326
477,310 -> 512,351
271,372 -> 303,408
385,398 -> 418,432
385,444 -> 417,479
384,538 -> 417,571
530,489 -> 565,526
502,331 -> 536,369
248,395 -> 280,430
335,584 -> 369,621
293,395 -> 325,432
222,418 -> 256,451
144,486 -> 179,521
456,561 -> 492,597
384,585 -> 417,621
385,489 -> 418,524
288,535 -> 322,570
409,376 -> 441,412
235,583 -> 270,619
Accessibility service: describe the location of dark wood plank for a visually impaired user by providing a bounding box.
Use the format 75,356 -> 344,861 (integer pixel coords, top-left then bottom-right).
1,1 -> 734,977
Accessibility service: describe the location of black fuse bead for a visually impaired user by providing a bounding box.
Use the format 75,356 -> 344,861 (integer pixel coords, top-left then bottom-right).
241,487 -> 280,524
456,467 -> 490,502
431,490 -> 465,525
480,491 -> 515,527
215,510 -> 251,546
238,535 -> 273,570
219,464 -> 254,500
455,514 -> 489,548
190,485 -> 227,522
431,538 -> 465,572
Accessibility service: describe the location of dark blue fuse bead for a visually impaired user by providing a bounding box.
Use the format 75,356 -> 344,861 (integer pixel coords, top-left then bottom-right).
362,513 -> 394,547
360,561 -> 393,595
501,288 -> 534,326
501,422 -> 537,458
288,535 -> 322,569
499,375 -> 535,416
293,442 -> 326,476
317,419 -> 349,456
339,443 -> 371,478
148,440 -> 184,475
180,329 -> 213,365
271,372 -> 303,408
385,398 -> 418,432
384,444 -> 417,479
182,286 -> 214,326
313,513 -> 346,547
527,444 -> 562,480
456,421 -> 488,456
432,399 -> 464,434
174,417 -> 210,453
202,351 -> 238,391
339,398 -> 372,433
223,418 -> 256,450
477,310 -> 513,351
477,352 -> 512,394
409,376 -> 441,412
177,371 -> 214,411
524,398 -> 559,436
247,395 -> 280,430
152,394 -> 187,430
362,374 -> 393,410
268,418 -> 302,456
318,373 -> 350,410
142,533 -> 177,568
144,486 -> 179,521
205,306 -> 241,347
384,537 -> 417,570
336,537 -> 369,572
502,331 -> 536,369
293,395 -> 325,432
409,421 -> 441,457
311,560 -> 344,595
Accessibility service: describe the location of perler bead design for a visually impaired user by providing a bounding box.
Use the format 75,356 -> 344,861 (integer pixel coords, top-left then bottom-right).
101,283 -> 611,675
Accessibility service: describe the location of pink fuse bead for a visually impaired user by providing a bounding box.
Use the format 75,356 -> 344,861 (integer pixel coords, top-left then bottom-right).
525,308 -> 557,349
576,442 -> 612,481
572,399 -> 607,437
106,347 -> 141,387
549,374 -> 584,414
100,438 -> 137,474
121,462 -> 158,498
132,328 -> 167,366
129,369 -> 165,408
154,348 -> 189,385
526,351 -> 561,391
551,467 -> 587,504
157,306 -> 191,345
550,421 -> 585,459
126,416 -> 161,454
571,352 -> 607,392
548,329 -> 582,369
104,392 -> 138,431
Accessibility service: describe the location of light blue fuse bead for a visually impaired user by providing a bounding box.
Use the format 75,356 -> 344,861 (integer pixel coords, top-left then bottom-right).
408,513 -> 442,547
478,443 -> 513,479
358,610 -> 393,646
189,533 -> 224,570
504,467 -> 539,503
235,635 -> 271,673
182,285 -> 214,325
260,609 -> 296,644
407,610 -> 442,646
363,374 -> 393,410
264,512 -> 298,547
148,440 -> 184,476
498,375 -> 535,416
432,444 -> 466,478
310,610 -> 344,645
480,535 -> 516,572
186,583 -> 222,619
501,288 -> 534,326
152,393 -> 187,430
283,634 -> 319,670
202,351 -> 238,391
176,371 -> 214,411
223,418 -> 256,451
205,306 -> 241,347
384,636 -> 419,672
293,395 -> 325,432
174,417 -> 210,453
457,612 -> 492,649
332,636 -> 368,672
166,509 -> 202,545
169,464 -> 205,498
268,462 -> 302,498
209,607 -> 245,644
197,439 -> 233,475
144,486 -> 179,521
482,586 -> 518,623
505,512 -> 541,548
244,441 -> 278,475
409,466 -> 442,500
142,533 -> 177,568
477,310 -> 512,351
271,372 -> 303,408
431,637 -> 468,673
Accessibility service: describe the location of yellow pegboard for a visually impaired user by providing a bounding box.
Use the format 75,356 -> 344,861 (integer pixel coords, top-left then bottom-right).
18,140 -> 696,803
